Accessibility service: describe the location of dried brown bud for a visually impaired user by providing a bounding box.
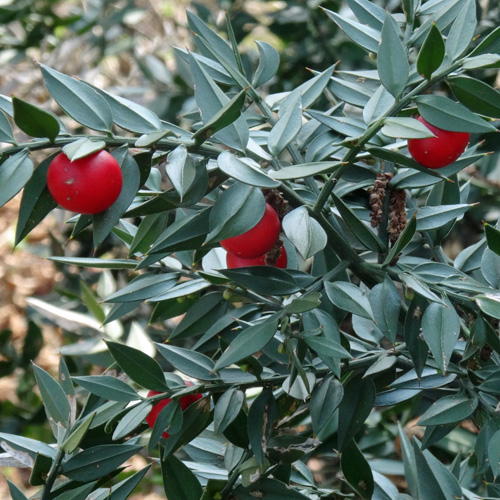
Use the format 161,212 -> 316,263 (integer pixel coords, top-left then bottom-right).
387,189 -> 407,245
368,173 -> 393,228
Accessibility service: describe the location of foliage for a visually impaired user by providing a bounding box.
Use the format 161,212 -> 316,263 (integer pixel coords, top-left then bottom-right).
2,0 -> 500,499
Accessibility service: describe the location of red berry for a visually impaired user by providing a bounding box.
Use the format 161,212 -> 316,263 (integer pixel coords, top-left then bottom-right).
226,253 -> 266,268
146,380 -> 202,439
221,203 -> 281,258
407,116 -> 470,169
47,150 -> 123,214
226,246 -> 287,268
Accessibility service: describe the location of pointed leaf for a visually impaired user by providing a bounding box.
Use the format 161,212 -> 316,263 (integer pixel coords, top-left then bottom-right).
253,41 -> 280,87
217,151 -> 279,188
310,375 -> 343,435
0,149 -> 34,209
161,453 -> 203,500
445,0 -> 476,60
214,387 -> 245,436
369,278 -> 400,343
166,145 -> 196,199
417,23 -> 445,80
13,97 -> 60,141
268,90 -> 302,156
418,393 -> 478,426
325,281 -> 374,320
341,439 -> 374,499
73,375 -> 140,402
448,76 -> 500,119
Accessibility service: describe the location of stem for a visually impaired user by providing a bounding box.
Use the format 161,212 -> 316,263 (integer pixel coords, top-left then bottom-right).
40,448 -> 65,500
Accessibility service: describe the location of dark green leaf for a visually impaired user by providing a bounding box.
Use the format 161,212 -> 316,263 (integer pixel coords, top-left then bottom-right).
13,97 -> 60,141
484,222 -> 500,257
112,401 -> 152,440
0,109 -> 14,143
161,453 -> 203,500
416,94 -> 497,133
33,364 -> 71,427
214,387 -> 245,436
128,213 -> 168,256
73,375 -> 140,402
338,376 -> 375,450
0,149 -> 33,209
488,430 -> 500,479
418,393 -> 478,426
310,374 -> 343,435
421,299 -> 460,373
448,76 -> 500,119
61,412 -> 96,454
105,273 -> 179,303
331,193 -> 386,252
369,278 -> 400,343
341,439 -> 374,499
417,23 -> 445,79
48,256 -> 138,269
93,148 -> 141,248
106,341 -> 169,391
155,343 -> 218,380
469,25 -> 500,57
253,41 -> 280,87
6,480 -> 29,500
445,0 -> 476,60
214,313 -> 281,370
217,151 -> 279,188
247,388 -> 278,464
378,14 -> 408,97
206,182 -> 265,244
39,64 -> 112,132
61,444 -> 142,481
324,281 -> 374,320
165,145 -> 197,200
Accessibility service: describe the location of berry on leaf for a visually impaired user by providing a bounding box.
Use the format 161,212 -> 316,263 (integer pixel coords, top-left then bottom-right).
407,116 -> 470,169
221,203 -> 281,258
47,150 -> 123,214
146,380 -> 202,439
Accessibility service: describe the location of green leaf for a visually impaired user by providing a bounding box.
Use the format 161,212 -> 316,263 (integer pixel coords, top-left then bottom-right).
417,23 -> 445,79
414,204 -> 473,231
445,0 -> 476,60
148,279 -> 212,302
369,278 -> 400,343
346,0 -> 385,30
363,85 -> 395,124
106,341 -> 169,391
488,430 -> 500,479
0,149 -> 34,209
104,273 -> 178,303
187,10 -> 238,69
94,465 -> 151,500
218,266 -> 303,295
206,182 -> 265,244
421,299 -> 460,373
61,444 -> 142,481
0,432 -> 56,460
382,213 -> 417,267
15,153 -> 58,245
39,64 -> 112,132
302,334 -> 352,360
80,281 -> 105,323
253,41 -> 280,87
61,412 -> 96,453
448,76 -> 500,119
331,193 -> 386,252
397,423 -> 419,498
411,438 -> 463,500
322,8 -> 381,53
416,94 -> 497,133
155,343 -> 218,380
0,110 -> 15,143
92,86 -> 162,133
268,161 -> 341,180
462,53 -> 500,69
61,138 -> 105,161
73,375 -> 140,402
285,292 -> 322,314
161,453 -> 203,500
282,207 -> 327,259
377,13 -> 408,97
404,295 -> 428,378
214,313 -> 281,370
268,90 -> 302,156
485,223 -> 500,257
469,25 -> 500,57
475,293 -> 500,319
193,87 -> 248,145
6,480 -> 29,500
165,145 -> 197,200
214,387 -> 245,436
12,97 -> 60,141
217,151 -> 279,188
48,256 -> 138,269
188,52 -> 248,152
148,400 -> 183,451
381,117 -> 435,139
324,281 -> 374,320
33,364 -> 71,427
93,148 -> 141,248
129,213 -> 168,256
310,374 -> 343,435
418,393 -> 478,426
247,388 -> 278,464
112,401 -> 152,440
338,376 -> 376,450
341,439 -> 374,499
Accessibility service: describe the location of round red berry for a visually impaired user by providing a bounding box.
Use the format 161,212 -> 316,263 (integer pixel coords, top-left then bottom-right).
221,203 -> 281,258
47,150 -> 123,214
407,116 -> 470,169
146,381 -> 202,439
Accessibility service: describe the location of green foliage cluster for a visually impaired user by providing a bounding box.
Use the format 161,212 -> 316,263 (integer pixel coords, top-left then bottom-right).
2,0 -> 500,499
